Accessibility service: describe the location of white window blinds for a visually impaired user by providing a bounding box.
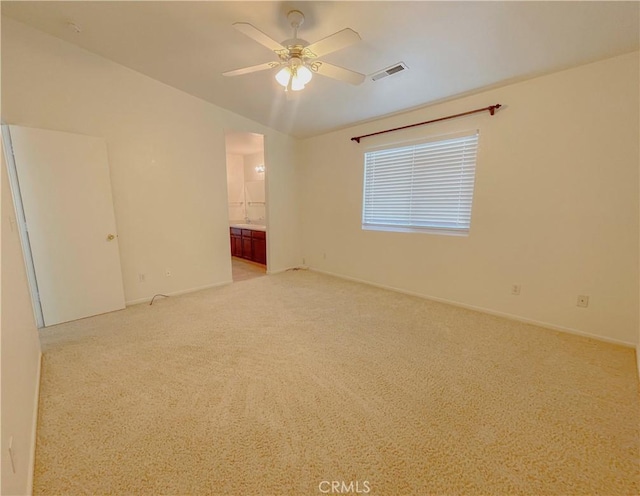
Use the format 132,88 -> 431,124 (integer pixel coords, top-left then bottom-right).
362,132 -> 479,234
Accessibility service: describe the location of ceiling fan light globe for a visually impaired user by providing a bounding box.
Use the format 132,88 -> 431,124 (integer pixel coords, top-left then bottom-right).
291,77 -> 305,91
297,65 -> 313,85
275,67 -> 291,87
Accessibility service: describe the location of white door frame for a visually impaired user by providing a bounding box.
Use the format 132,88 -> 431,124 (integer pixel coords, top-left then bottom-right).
2,125 -> 45,328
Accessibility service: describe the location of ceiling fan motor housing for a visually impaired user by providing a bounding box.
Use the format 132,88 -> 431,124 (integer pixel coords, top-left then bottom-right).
287,10 -> 305,29
278,44 -> 309,62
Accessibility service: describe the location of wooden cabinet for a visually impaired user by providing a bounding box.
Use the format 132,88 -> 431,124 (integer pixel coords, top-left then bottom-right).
230,227 -> 266,265
242,234 -> 253,259
230,228 -> 242,257
252,230 -> 266,265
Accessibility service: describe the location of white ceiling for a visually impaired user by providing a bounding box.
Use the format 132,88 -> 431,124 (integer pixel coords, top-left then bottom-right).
3,1 -> 638,138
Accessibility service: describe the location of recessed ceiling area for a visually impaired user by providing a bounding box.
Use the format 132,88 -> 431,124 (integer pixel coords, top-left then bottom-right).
2,1 -> 638,138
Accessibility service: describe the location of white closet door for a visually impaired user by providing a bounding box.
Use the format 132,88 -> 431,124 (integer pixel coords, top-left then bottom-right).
8,126 -> 125,326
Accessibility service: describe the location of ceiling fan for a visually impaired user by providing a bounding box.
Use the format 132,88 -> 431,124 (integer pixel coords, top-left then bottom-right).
222,10 -> 365,92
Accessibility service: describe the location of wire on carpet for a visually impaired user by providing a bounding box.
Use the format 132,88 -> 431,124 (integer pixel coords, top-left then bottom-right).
150,294 -> 169,305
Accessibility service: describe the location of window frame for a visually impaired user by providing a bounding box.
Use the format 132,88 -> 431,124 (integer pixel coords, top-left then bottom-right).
361,130 -> 480,236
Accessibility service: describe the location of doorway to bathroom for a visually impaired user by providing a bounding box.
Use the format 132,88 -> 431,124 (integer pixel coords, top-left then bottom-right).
224,131 -> 267,282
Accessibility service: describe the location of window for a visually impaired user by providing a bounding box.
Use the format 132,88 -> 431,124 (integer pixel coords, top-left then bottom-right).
362,131 -> 479,235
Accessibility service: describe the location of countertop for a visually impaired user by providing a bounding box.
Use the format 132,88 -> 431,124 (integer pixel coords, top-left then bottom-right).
230,223 -> 266,232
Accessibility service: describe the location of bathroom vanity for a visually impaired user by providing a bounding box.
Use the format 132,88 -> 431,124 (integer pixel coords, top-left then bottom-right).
230,224 -> 266,265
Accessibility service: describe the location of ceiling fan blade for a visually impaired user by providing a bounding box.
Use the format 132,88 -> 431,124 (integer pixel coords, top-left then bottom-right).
313,62 -> 365,85
222,62 -> 281,77
233,22 -> 286,53
303,28 -> 361,58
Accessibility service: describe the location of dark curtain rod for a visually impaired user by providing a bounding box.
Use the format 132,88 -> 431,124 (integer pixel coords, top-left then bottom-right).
351,104 -> 502,143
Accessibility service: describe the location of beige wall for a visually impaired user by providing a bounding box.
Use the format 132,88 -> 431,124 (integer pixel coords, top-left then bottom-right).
1,18 -> 302,303
226,153 -> 245,222
244,151 -> 266,223
264,135 -> 301,273
1,156 -> 42,495
300,52 -> 639,345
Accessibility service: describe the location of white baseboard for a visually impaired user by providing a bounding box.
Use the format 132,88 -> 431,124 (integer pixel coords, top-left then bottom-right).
124,281 -> 232,306
310,268 -> 636,349
27,352 -> 42,496
266,268 -> 287,275
266,266 -> 308,275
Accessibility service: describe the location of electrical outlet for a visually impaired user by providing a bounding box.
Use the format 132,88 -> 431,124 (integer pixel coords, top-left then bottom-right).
138,273 -> 146,283
577,295 -> 589,308
302,258 -> 306,265
511,284 -> 521,295
323,252 -> 327,260
165,269 -> 172,277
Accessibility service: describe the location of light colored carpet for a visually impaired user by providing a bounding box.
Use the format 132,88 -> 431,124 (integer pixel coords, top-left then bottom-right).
35,270 -> 639,495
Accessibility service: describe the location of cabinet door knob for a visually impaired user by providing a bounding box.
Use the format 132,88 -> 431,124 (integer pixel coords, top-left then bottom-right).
106,234 -> 116,241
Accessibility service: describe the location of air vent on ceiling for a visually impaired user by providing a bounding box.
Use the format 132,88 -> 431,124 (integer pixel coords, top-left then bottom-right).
371,62 -> 408,82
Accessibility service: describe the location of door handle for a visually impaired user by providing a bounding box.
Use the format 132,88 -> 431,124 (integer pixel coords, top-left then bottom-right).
106,234 -> 116,241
